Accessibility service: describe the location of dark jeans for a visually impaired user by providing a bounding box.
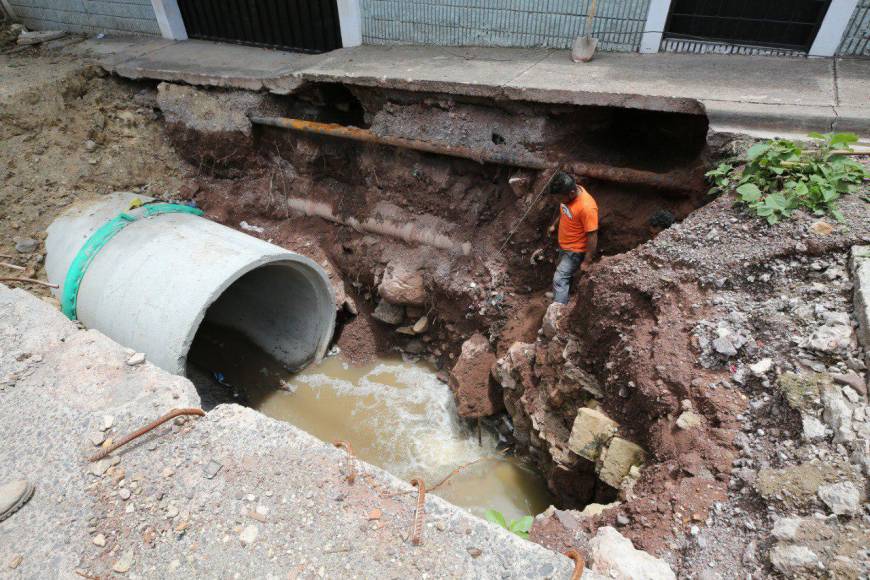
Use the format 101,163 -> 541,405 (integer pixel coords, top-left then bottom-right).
552,250 -> 585,304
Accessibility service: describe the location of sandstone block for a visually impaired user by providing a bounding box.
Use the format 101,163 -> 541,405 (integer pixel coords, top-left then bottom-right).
599,437 -> 646,489
568,408 -> 618,461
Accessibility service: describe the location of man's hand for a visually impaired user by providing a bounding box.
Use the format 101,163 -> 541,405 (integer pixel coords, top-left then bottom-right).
580,259 -> 593,272
547,224 -> 556,236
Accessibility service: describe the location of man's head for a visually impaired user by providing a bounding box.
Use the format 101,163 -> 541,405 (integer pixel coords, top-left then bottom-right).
549,171 -> 577,204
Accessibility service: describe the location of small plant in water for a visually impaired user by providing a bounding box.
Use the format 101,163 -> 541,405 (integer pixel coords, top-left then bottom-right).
706,132 -> 868,224
484,509 -> 534,540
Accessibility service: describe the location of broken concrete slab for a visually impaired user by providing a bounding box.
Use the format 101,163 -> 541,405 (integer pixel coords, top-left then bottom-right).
110,39 -> 326,92
568,408 -> 618,462
0,285 -> 573,578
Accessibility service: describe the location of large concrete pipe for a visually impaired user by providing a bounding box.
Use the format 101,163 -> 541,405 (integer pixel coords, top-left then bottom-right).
45,192 -> 335,376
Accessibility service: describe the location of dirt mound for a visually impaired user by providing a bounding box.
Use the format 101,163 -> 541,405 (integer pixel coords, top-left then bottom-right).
0,51 -> 189,289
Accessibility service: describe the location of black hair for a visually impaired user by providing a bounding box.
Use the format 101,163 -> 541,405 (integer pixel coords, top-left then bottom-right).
549,171 -> 576,196
648,210 -> 676,229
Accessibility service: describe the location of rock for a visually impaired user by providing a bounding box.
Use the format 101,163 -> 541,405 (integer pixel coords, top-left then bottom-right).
542,302 -> 566,339
801,415 -> 828,441
239,525 -> 258,545
821,384 -> 854,442
14,238 -> 38,253
126,353 -> 145,366
769,545 -> 819,575
84,139 -> 97,152
776,372 -> 827,411
675,410 -> 702,430
7,554 -> 22,569
492,342 -> 535,391
412,316 -> 429,334
712,336 -> 737,357
395,325 -> 415,335
806,322 -> 853,353
203,460 -> 223,479
817,481 -> 863,515
448,334 -> 502,417
467,547 -> 482,558
599,438 -> 645,488
378,261 -> 426,306
579,501 -> 619,518
113,550 -> 134,573
771,517 -> 803,541
92,533 -> 107,547
842,386 -> 861,403
851,246 -> 870,350
17,30 -> 66,45
101,415 -> 114,431
832,372 -> 866,396
166,505 -> 179,518
749,358 -> 773,376
89,431 -> 106,446
119,488 -> 131,500
239,221 -> 265,234
756,464 -> 828,505
568,408 -> 618,461
403,339 -> 424,355
810,220 -> 833,235
372,301 -> 405,325
588,526 -> 676,579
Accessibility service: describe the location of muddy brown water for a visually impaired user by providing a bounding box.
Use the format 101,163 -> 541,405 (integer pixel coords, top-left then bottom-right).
189,324 -> 553,521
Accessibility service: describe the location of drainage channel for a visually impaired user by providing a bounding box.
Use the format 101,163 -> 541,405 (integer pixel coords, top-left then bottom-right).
188,322 -> 553,521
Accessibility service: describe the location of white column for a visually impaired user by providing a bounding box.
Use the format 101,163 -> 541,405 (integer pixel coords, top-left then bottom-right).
809,0 -> 858,57
150,0 -> 188,40
337,0 -> 362,47
640,0 -> 671,53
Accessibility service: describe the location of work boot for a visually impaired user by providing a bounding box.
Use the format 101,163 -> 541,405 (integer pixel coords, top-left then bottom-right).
0,479 -> 34,522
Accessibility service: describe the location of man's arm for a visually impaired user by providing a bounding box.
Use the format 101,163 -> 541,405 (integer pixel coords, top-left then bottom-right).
547,208 -> 561,235
581,231 -> 598,271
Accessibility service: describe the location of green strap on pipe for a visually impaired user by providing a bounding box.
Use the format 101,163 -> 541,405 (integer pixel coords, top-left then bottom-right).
60,203 -> 204,320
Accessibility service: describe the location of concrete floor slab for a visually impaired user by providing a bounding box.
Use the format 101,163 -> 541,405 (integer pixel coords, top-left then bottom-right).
66,35 -> 175,69
295,45 -> 553,98
836,59 -> 870,111
703,101 -> 837,139
508,51 -> 837,108
113,39 -> 327,91
70,37 -> 870,139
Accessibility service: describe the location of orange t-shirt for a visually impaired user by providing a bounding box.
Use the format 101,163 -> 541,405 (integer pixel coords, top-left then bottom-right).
557,186 -> 598,252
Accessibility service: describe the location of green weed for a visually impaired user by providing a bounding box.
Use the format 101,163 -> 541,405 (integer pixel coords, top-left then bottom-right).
706,132 -> 868,225
484,509 -> 534,540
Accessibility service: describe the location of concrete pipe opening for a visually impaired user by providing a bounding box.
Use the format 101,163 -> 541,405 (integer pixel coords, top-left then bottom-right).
45,192 -> 335,376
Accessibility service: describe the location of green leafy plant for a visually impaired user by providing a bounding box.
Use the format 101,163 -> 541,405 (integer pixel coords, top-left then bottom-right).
705,132 -> 868,224
484,509 -> 534,540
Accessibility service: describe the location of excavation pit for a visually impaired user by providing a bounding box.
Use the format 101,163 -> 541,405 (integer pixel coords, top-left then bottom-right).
187,322 -> 554,521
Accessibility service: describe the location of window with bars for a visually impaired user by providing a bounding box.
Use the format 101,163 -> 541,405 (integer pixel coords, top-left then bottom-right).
665,0 -> 832,51
177,0 -> 343,54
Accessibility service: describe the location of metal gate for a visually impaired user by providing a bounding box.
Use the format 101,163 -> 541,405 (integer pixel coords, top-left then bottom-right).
665,0 -> 832,51
176,0 -> 343,53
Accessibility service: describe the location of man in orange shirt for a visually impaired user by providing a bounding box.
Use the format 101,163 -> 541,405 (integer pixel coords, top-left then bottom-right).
547,171 -> 598,304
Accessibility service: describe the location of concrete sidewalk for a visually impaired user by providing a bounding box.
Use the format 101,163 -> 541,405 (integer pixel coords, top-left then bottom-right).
68,37 -> 870,139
